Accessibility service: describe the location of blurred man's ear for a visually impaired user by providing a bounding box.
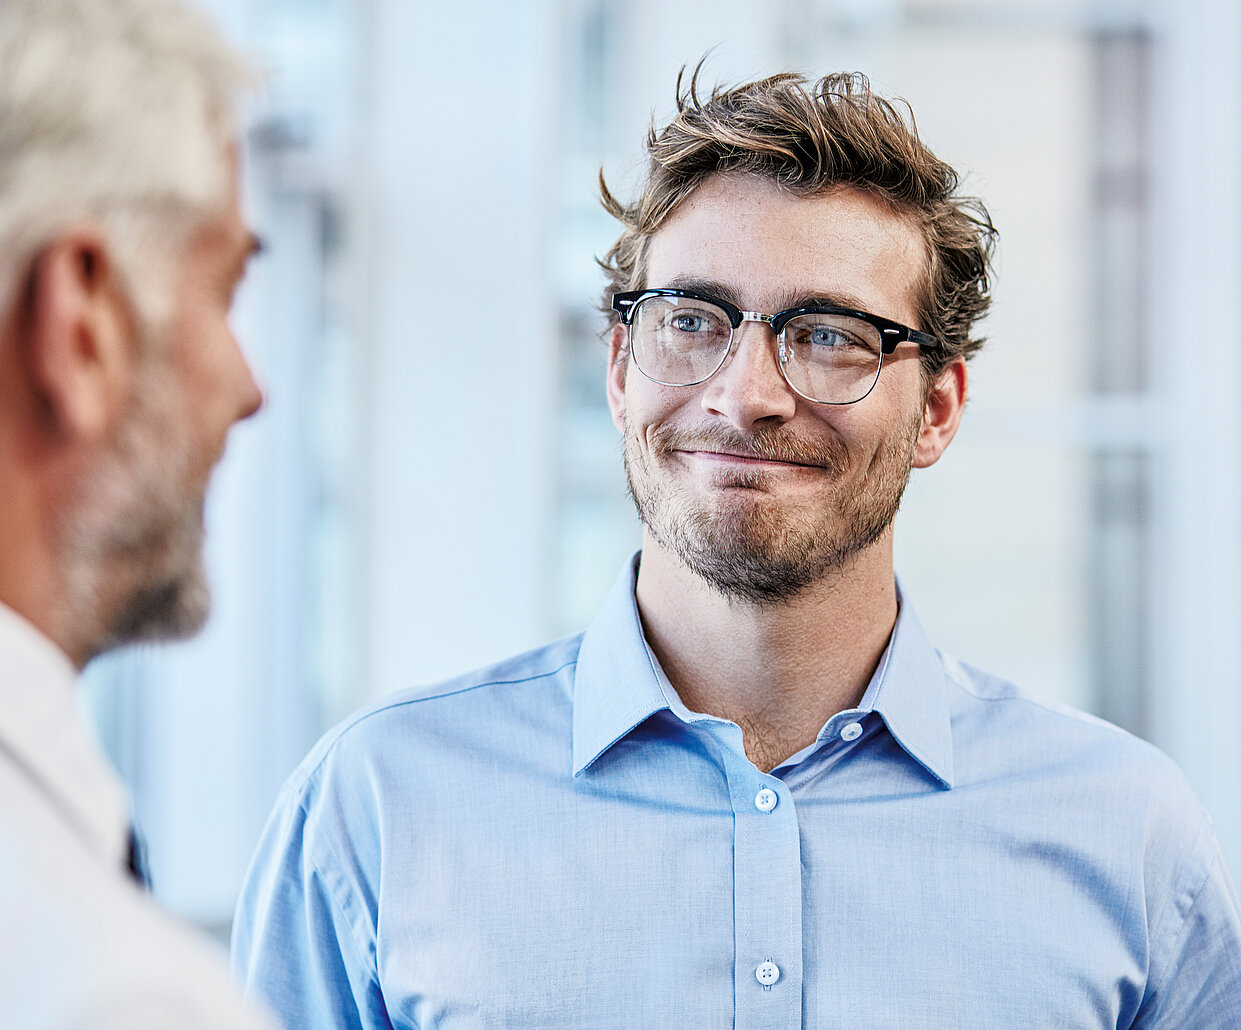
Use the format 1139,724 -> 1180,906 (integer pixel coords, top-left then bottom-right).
23,227 -> 138,444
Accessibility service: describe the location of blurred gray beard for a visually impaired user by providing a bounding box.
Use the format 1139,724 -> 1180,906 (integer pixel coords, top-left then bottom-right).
59,348 -> 210,663
623,417 -> 921,605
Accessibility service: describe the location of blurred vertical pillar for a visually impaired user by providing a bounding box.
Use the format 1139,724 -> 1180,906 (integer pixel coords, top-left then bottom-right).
1147,0 -> 1241,877
355,0 -> 560,695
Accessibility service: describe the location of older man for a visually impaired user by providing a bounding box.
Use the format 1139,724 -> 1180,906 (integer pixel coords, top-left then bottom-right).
0,0 -> 276,1026
235,71 -> 1241,1028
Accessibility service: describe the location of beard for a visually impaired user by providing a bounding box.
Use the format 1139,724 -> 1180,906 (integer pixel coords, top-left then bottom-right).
59,345 -> 211,663
624,414 -> 921,606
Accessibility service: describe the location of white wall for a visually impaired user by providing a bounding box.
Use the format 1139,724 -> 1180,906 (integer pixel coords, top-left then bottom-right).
356,0 -> 562,694
1147,0 -> 1241,876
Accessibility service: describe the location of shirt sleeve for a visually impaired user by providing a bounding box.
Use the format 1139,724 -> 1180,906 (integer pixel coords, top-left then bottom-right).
231,768 -> 393,1030
1133,824 -> 1241,1027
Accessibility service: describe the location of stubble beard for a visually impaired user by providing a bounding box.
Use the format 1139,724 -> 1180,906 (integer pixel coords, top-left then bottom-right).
623,416 -> 922,606
58,343 -> 211,664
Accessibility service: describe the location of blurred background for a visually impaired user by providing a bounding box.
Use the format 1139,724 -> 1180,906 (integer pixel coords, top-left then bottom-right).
79,0 -> 1241,939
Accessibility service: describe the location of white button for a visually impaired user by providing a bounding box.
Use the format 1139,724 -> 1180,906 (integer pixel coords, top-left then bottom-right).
754,787 -> 778,813
841,721 -> 863,742
755,960 -> 781,987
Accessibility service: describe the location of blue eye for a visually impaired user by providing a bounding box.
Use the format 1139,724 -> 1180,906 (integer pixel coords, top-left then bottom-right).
808,325 -> 846,348
786,314 -> 881,355
671,313 -> 708,332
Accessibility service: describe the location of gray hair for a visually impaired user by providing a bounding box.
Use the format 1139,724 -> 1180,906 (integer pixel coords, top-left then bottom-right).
0,0 -> 254,322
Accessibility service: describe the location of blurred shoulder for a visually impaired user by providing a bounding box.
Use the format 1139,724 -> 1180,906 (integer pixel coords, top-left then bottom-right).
0,818 -> 274,1029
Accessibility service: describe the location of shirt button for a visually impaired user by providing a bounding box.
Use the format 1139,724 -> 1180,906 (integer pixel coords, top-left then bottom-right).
841,721 -> 863,742
754,787 -> 778,813
755,960 -> 781,987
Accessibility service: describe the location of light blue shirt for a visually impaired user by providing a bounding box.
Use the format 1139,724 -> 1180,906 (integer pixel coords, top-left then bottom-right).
233,556 -> 1241,1028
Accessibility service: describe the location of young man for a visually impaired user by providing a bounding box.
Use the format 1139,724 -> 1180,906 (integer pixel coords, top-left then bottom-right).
0,0 -> 275,1025
235,72 -> 1241,1028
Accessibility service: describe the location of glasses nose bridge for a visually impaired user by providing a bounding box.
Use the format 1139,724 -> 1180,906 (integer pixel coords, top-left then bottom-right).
734,310 -> 788,364
737,310 -> 777,333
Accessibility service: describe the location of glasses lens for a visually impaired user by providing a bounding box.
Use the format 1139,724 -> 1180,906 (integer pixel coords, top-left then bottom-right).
630,295 -> 733,386
780,312 -> 884,404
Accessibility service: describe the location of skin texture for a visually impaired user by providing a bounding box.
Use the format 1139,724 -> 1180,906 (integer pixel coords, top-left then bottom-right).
607,173 -> 967,771
0,150 -> 262,668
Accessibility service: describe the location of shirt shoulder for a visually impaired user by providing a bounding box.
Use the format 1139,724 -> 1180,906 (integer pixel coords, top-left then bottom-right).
284,632 -> 586,802
938,649 -> 1220,912
239,632 -> 590,983
940,648 -> 1189,778
937,650 -> 1241,1013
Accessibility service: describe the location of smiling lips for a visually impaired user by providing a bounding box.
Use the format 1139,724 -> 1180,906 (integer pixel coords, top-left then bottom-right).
678,448 -> 827,470
649,422 -> 846,475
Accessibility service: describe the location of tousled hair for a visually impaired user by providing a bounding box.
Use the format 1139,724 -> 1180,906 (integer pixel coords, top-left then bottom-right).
0,0 -> 254,324
599,68 -> 997,377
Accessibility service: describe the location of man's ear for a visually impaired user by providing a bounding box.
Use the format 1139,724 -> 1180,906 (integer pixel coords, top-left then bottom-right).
913,358 -> 967,469
23,226 -> 137,443
605,323 -> 628,432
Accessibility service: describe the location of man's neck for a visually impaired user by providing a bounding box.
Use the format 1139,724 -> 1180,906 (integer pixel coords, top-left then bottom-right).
0,471 -> 103,671
634,533 -> 899,773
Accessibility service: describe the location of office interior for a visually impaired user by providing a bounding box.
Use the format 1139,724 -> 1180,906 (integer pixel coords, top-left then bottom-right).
78,0 -> 1241,939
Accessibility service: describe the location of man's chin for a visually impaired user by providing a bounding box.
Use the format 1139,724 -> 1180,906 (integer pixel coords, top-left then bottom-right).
107,569 -> 211,648
671,542 -> 830,605
639,483 -> 899,604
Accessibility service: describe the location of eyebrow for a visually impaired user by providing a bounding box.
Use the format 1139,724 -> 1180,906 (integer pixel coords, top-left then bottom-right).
658,274 -> 873,315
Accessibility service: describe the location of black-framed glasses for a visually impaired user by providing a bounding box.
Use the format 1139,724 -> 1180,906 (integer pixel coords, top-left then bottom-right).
612,288 -> 937,405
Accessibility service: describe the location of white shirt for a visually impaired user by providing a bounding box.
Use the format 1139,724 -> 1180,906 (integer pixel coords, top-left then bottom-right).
0,602 -> 278,1029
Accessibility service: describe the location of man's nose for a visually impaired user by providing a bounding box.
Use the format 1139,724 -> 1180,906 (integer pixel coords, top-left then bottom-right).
232,343 -> 264,423
698,321 -> 797,428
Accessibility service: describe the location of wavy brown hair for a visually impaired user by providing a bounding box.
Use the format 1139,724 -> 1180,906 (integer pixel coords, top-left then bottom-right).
599,69 -> 997,378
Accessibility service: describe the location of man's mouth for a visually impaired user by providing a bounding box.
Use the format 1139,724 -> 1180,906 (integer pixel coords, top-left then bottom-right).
677,448 -> 827,470
649,422 -> 845,473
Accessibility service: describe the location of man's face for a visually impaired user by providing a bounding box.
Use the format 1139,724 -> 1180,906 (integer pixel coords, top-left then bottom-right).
66,152 -> 263,655
607,173 -> 941,604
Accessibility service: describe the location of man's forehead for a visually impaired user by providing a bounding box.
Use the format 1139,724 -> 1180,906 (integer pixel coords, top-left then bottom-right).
213,142 -> 252,245
655,272 -> 882,317
189,149 -> 254,260
643,175 -> 927,322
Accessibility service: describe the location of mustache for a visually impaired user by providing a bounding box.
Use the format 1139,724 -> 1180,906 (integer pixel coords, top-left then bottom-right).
648,423 -> 846,470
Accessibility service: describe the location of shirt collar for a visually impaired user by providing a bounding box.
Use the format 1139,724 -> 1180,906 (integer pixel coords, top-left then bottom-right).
573,554 -> 675,775
572,555 -> 955,787
860,585 -> 955,788
0,601 -> 131,867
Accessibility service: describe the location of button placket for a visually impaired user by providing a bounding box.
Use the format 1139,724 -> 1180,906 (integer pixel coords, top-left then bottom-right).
724,759 -> 802,1027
